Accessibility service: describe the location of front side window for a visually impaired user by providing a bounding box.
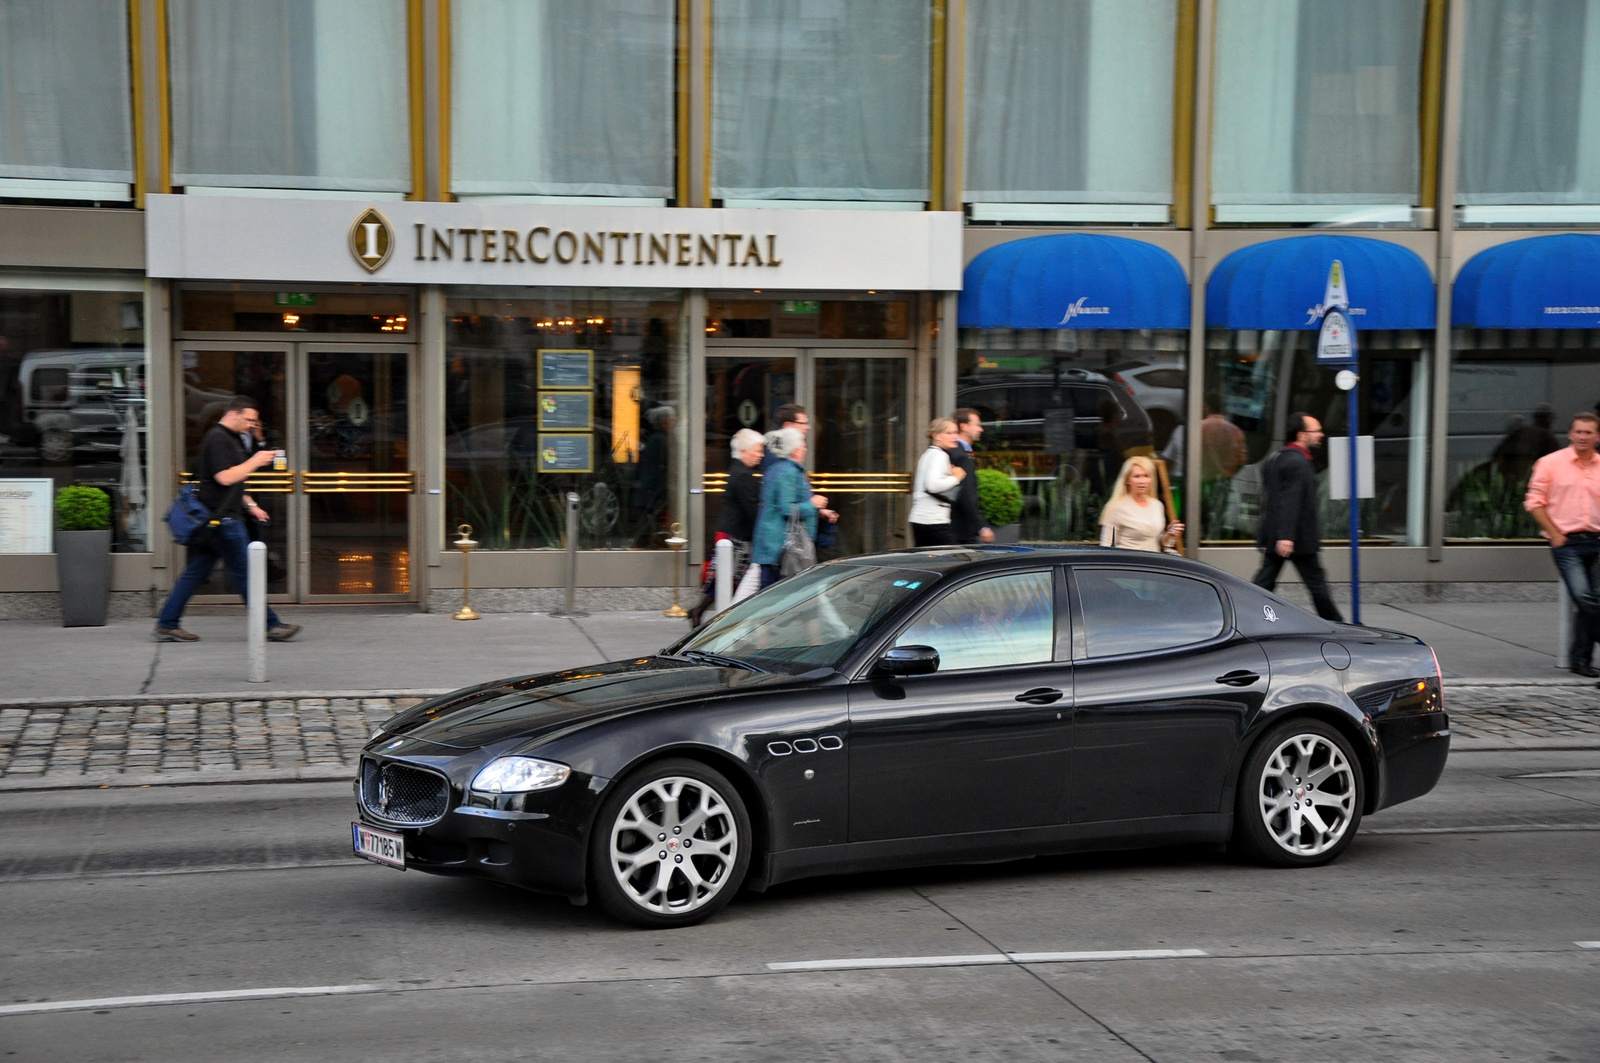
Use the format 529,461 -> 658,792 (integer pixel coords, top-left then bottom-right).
1458,1 -> 1600,224
1076,569 -> 1225,657
712,0 -> 931,205
965,0 -> 1176,224
1211,0 -> 1425,225
896,570 -> 1055,671
451,0 -> 675,201
168,0 -> 411,194
0,0 -> 134,202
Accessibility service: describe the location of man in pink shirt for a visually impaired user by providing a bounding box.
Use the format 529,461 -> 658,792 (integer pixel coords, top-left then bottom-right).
1525,412 -> 1600,678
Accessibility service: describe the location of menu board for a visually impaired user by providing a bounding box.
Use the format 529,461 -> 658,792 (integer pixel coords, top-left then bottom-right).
538,349 -> 594,390
538,391 -> 593,431
0,479 -> 53,553
538,434 -> 594,473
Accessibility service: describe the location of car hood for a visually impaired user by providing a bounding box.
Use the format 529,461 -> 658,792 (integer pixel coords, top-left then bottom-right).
374,657 -> 797,751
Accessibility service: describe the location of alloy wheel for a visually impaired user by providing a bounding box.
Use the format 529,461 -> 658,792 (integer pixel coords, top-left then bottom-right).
1257,732 -> 1357,857
608,775 -> 740,916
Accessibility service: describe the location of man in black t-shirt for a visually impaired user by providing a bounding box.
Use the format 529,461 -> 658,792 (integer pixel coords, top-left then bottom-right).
155,396 -> 301,643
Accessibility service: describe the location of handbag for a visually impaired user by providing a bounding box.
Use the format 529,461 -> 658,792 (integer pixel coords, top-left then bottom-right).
164,480 -> 244,547
779,504 -> 817,578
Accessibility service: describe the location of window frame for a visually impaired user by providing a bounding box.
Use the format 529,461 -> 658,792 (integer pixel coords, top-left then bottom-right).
1066,564 -> 1235,663
875,565 -> 1071,675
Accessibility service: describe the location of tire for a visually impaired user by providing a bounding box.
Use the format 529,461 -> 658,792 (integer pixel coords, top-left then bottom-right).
589,758 -> 752,928
1233,718 -> 1364,868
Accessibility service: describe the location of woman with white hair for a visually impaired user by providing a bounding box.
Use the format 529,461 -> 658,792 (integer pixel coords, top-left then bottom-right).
692,429 -> 765,619
750,427 -> 835,590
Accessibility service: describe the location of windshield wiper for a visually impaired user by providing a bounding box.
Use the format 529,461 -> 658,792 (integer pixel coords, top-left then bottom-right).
672,649 -> 767,673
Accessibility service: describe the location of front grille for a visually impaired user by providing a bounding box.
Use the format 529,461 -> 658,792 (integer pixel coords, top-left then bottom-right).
360,758 -> 450,826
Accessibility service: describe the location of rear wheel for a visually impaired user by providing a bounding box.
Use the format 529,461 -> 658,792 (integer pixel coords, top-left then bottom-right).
1234,718 -> 1363,867
590,758 -> 751,928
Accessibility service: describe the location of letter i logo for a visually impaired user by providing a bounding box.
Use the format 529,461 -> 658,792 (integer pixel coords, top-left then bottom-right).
348,208 -> 394,273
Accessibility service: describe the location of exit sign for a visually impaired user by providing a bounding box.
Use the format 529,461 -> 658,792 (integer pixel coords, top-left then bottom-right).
781,300 -> 820,314
273,292 -> 317,307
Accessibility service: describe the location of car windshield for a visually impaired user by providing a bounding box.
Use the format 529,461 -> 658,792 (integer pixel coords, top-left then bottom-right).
672,564 -> 937,673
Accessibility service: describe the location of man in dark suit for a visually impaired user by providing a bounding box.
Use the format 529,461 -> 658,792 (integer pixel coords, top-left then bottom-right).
947,408 -> 994,545
1253,412 -> 1343,621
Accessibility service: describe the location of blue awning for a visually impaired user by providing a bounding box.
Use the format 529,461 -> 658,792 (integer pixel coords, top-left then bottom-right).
1454,234 -> 1600,328
958,233 -> 1190,329
1205,235 -> 1435,331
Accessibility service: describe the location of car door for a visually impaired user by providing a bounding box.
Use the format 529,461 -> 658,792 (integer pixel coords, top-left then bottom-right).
1067,565 -> 1270,823
847,568 -> 1074,842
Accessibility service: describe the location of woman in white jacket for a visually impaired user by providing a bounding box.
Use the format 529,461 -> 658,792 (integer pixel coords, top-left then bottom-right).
909,417 -> 966,547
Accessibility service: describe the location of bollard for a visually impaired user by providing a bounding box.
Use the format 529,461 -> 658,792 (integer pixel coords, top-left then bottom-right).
663,522 -> 689,618
714,537 -> 734,615
550,492 -> 588,618
1557,580 -> 1571,670
247,540 -> 266,683
453,524 -> 479,620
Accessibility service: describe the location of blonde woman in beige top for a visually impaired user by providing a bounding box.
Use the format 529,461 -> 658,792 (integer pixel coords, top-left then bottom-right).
1098,455 -> 1183,552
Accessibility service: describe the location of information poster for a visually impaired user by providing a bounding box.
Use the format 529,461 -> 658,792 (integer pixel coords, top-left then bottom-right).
538,349 -> 594,390
538,434 -> 594,473
538,392 -> 593,431
0,479 -> 54,553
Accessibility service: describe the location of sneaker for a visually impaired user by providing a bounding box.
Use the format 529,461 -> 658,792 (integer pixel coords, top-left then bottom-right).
267,623 -> 301,642
154,626 -> 199,643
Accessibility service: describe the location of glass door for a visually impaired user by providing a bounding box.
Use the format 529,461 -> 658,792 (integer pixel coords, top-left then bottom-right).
174,342 -> 415,602
702,349 -> 908,556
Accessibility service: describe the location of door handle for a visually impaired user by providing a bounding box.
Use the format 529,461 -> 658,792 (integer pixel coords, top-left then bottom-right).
1015,687 -> 1065,705
1215,670 -> 1262,687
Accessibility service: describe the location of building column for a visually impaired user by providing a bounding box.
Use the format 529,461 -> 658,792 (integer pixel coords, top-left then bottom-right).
1428,0 -> 1467,562
1183,0 -> 1216,556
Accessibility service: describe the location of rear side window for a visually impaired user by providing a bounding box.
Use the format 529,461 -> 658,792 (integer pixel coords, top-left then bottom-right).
1076,569 -> 1226,657
30,368 -> 68,403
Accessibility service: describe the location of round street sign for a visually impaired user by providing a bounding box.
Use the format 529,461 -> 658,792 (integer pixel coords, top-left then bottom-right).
1335,369 -> 1358,391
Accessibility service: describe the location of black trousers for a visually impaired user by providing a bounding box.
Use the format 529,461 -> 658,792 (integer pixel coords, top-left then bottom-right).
911,522 -> 959,547
1252,550 -> 1344,622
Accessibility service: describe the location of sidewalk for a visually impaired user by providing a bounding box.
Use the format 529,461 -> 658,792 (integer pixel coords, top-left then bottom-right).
1,600 -> 1595,791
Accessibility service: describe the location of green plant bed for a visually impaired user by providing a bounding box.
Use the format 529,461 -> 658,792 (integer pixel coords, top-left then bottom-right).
975,468 -> 1023,527
56,484 -> 111,531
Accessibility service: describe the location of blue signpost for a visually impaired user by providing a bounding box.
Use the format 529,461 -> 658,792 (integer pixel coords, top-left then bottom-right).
1315,260 -> 1361,625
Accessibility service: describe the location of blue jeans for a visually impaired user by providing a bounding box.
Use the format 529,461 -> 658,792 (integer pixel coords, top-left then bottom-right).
1552,532 -> 1600,667
158,518 -> 283,630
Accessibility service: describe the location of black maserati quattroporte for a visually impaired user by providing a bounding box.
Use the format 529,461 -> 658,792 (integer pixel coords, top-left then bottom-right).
352,548 -> 1449,927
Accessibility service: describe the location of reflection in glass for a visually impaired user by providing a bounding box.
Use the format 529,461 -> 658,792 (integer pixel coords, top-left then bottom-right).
703,356 -> 795,545
444,289 -> 684,550
1203,329 -> 1429,545
957,330 -> 1181,542
1077,570 -> 1224,657
896,571 -> 1054,671
1445,332 -> 1600,540
180,290 -> 410,335
0,290 -> 147,552
813,358 -> 908,556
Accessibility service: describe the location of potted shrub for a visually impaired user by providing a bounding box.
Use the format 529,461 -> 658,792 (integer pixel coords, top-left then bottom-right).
55,485 -> 112,627
975,469 -> 1024,544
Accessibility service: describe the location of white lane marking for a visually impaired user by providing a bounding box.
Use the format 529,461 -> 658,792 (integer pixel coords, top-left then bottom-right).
0,984 -> 388,1018
1365,824 -> 1600,835
1509,769 -> 1600,779
767,948 -> 1207,972
1577,941 -> 1600,949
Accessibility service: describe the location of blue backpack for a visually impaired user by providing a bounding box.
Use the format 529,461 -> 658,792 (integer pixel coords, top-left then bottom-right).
164,484 -> 216,546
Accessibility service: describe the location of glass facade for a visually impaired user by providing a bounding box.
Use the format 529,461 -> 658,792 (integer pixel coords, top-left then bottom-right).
1445,330 -> 1600,540
0,285 -> 148,553
1203,329 -> 1431,546
964,0 -> 1176,224
0,0 -> 135,202
1458,0 -> 1600,224
450,0 -> 676,201
168,0 -> 411,194
1211,0 -> 1426,225
444,289 -> 685,550
712,0 -> 931,205
956,329 -> 1185,543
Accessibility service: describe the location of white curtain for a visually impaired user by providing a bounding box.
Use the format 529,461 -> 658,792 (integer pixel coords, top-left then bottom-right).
1459,0 -> 1600,205
169,0 -> 410,192
0,0 -> 133,186
1212,0 -> 1423,209
451,0 -> 675,198
713,0 -> 930,203
965,0 -> 1175,204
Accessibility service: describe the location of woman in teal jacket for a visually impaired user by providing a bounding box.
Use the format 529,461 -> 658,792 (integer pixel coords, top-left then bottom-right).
750,427 -> 824,588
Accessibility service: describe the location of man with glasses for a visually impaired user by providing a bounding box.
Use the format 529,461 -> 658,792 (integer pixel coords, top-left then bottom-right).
1252,412 -> 1343,622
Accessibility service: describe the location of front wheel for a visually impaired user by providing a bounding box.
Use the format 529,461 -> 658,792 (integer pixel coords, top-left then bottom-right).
1233,718 -> 1364,867
590,758 -> 751,928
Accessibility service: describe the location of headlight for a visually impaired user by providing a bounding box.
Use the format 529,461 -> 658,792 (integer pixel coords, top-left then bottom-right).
470,756 -> 571,794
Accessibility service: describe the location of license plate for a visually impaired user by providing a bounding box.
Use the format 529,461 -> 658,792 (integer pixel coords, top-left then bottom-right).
352,822 -> 406,869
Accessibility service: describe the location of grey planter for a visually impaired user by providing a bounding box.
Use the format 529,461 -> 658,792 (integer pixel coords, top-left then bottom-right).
57,529 -> 112,627
992,523 -> 1022,544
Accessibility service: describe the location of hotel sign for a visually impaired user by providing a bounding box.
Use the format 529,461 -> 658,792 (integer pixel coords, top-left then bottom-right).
147,195 -> 963,291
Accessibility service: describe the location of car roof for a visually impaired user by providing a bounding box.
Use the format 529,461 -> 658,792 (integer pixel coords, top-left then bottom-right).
835,545 -> 1226,579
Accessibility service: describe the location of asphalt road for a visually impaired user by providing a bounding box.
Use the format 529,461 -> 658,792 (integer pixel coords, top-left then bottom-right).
2,751 -> 1597,1062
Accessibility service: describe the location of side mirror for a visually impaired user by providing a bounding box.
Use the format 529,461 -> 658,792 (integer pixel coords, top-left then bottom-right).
874,645 -> 940,677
